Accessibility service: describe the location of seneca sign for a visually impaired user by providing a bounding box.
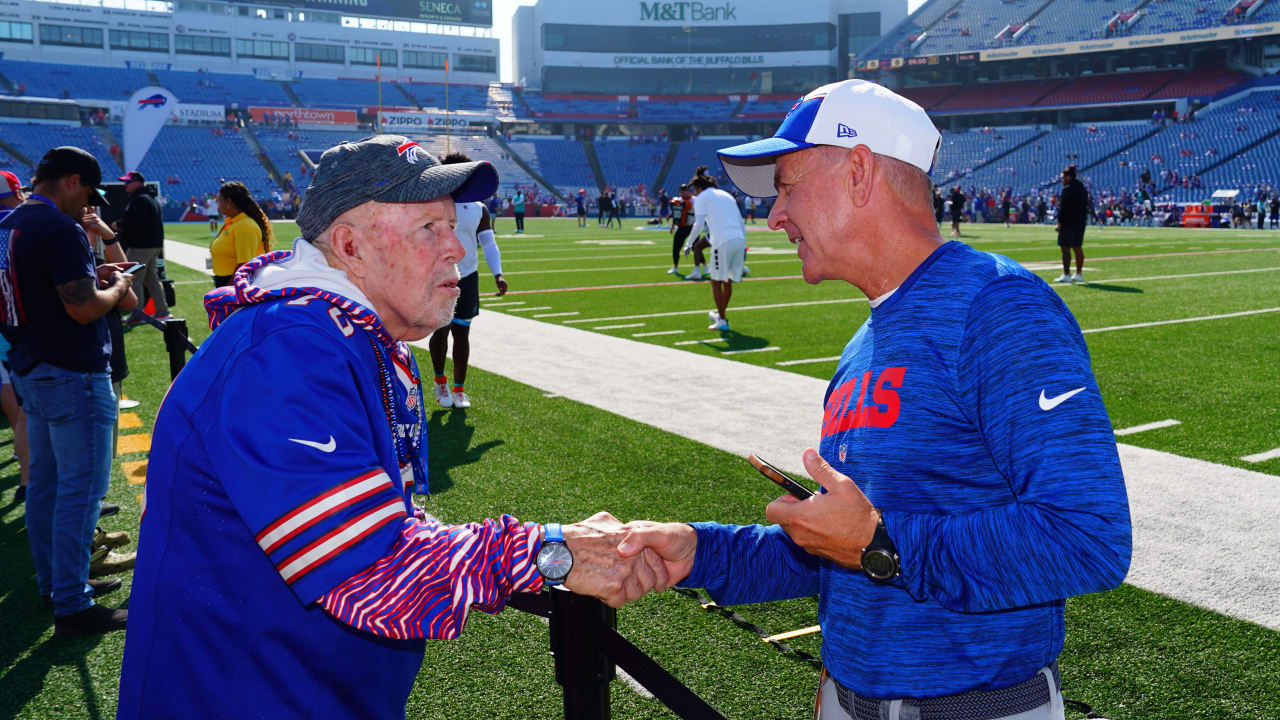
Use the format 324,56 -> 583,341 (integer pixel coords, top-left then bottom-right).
639,1 -> 737,22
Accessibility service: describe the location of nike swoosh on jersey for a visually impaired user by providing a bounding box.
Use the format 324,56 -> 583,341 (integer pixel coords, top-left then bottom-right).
1038,387 -> 1086,411
289,436 -> 337,453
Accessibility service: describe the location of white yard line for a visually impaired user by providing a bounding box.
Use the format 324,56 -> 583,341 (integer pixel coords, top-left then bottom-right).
504,306 -> 554,313
1082,307 -> 1280,334
593,323 -> 646,330
723,346 -> 781,355
533,311 -> 579,318
1114,419 -> 1182,436
776,356 -> 842,367
633,329 -> 685,337
673,338 -> 726,346
1242,448 -> 1280,463
1066,266 -> 1280,286
563,298 -> 867,325
501,258 -> 797,276
482,301 -> 527,308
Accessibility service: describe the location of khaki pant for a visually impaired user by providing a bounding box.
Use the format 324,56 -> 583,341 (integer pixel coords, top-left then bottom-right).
815,669 -> 1064,720
126,247 -> 168,318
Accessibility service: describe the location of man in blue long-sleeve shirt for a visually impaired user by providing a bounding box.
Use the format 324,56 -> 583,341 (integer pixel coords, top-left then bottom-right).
618,80 -> 1132,720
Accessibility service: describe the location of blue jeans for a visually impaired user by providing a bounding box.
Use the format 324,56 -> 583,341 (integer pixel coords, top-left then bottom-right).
14,363 -> 116,616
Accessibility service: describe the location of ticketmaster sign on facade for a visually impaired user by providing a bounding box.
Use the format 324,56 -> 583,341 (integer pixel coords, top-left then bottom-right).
639,1 -> 737,21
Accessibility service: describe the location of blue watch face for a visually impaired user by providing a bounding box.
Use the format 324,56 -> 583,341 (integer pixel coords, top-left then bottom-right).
537,542 -> 573,581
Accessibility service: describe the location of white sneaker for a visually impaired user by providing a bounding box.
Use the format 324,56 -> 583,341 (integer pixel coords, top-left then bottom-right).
450,390 -> 471,409
708,310 -> 720,324
1071,273 -> 1084,283
1054,274 -> 1071,283
433,383 -> 452,408
667,267 -> 678,274
708,318 -> 729,331
687,268 -> 703,280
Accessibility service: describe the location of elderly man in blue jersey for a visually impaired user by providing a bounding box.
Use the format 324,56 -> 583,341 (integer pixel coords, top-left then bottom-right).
618,80 -> 1132,720
117,136 -> 670,719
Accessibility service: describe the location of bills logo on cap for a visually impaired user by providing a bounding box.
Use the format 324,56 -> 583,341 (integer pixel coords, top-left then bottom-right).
397,140 -> 425,164
137,93 -> 169,110
836,123 -> 858,139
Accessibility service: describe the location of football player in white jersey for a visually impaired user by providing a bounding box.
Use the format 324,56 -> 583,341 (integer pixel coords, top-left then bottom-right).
428,153 -> 507,409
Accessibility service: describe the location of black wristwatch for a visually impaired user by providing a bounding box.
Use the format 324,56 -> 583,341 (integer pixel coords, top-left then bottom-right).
860,513 -> 900,583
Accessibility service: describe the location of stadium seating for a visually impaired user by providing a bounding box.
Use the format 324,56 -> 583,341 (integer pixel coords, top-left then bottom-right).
1013,0 -> 1117,47
932,126 -> 1044,183
0,122 -> 121,180
1035,70 -> 1181,106
289,78 -> 392,111
861,0 -> 960,60
662,139 -> 742,195
635,96 -> 735,122
1,60 -> 150,101
736,94 -> 800,118
518,91 -> 628,119
154,70 -> 294,108
961,122 -> 1156,192
935,79 -> 1066,112
253,128 -> 355,188
399,82 -> 489,113
913,0 -> 1048,56
594,138 -> 668,190
900,84 -> 965,111
502,137 -> 594,197
1149,67 -> 1250,99
116,125 -> 275,199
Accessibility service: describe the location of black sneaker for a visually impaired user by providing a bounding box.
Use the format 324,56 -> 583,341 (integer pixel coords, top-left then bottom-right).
41,578 -> 124,610
99,501 -> 120,518
53,604 -> 127,636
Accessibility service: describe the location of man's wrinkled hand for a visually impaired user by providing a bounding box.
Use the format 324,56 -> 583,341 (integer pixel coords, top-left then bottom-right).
764,448 -> 879,570
561,512 -> 670,607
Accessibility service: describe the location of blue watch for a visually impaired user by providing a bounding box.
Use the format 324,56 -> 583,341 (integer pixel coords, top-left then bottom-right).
536,523 -> 574,586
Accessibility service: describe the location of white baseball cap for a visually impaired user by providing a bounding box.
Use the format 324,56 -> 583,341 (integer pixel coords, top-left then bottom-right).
718,79 -> 942,198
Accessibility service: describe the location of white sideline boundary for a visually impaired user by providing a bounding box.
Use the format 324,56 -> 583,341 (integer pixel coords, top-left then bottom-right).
164,240 -> 1280,632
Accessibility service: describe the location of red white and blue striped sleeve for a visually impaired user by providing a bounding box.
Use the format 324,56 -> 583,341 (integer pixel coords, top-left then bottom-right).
319,515 -> 544,639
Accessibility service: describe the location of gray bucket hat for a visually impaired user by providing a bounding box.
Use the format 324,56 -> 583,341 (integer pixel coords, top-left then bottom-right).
297,135 -> 499,240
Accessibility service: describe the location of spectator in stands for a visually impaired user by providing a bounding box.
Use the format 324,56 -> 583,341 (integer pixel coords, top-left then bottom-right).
428,152 -> 507,410
0,147 -> 134,635
113,172 -> 170,325
1056,166 -> 1089,283
117,136 -> 665,717
684,166 -> 746,331
512,188 -> 526,234
625,79 -> 1130,720
210,181 -> 273,288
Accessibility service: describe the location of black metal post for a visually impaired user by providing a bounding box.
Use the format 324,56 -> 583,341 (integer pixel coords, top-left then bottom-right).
163,317 -> 190,381
549,587 -> 616,720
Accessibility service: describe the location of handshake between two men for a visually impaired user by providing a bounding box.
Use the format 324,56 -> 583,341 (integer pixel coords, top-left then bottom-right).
551,449 -> 881,607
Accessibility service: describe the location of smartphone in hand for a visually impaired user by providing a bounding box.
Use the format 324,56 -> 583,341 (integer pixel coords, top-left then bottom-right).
124,263 -> 146,275
747,454 -> 814,500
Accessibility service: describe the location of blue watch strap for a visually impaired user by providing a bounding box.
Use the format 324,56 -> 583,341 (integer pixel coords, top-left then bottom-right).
545,523 -> 564,544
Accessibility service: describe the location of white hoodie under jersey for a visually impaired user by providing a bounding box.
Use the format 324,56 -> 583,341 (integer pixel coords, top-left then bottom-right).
454,201 -> 502,278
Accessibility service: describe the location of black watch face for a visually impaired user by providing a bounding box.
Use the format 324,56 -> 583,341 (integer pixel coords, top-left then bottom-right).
537,542 -> 573,581
863,550 -> 897,581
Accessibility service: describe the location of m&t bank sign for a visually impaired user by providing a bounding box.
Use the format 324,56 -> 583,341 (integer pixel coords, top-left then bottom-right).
640,2 -> 738,21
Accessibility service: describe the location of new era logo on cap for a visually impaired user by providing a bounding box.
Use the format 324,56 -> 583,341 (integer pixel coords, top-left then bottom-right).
836,123 -> 858,139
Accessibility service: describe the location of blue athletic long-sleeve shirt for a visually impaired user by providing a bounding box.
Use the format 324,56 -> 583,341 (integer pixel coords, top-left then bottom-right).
684,241 -> 1132,699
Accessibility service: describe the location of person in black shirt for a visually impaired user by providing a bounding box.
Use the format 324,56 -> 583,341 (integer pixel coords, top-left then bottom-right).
597,190 -> 610,226
949,186 -> 965,237
113,171 -> 168,325
933,187 -> 944,225
0,147 -> 134,635
1055,166 -> 1089,283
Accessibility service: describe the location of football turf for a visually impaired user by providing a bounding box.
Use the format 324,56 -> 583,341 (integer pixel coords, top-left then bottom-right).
0,219 -> 1276,718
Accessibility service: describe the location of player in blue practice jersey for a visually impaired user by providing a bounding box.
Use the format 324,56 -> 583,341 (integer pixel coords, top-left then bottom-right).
117,136 -> 671,720
617,80 -> 1131,720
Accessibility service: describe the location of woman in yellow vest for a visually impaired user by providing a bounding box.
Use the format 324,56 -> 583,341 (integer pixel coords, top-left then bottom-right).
210,181 -> 273,287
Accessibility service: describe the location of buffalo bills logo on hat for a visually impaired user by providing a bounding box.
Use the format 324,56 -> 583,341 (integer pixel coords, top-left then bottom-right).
397,140 -> 425,164
137,94 -> 168,110
836,123 -> 857,139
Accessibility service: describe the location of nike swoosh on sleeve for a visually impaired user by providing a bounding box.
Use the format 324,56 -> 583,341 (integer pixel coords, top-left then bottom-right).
1038,387 -> 1086,411
289,436 -> 337,453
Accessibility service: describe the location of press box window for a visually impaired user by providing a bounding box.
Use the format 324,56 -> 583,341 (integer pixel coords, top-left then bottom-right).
236,38 -> 288,59
295,42 -> 344,64
39,24 -> 104,48
404,50 -> 446,69
452,54 -> 495,73
351,47 -> 396,66
0,21 -> 33,43
110,30 -> 169,53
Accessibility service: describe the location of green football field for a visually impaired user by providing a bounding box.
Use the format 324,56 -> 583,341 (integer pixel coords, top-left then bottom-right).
1,219 -> 1277,719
